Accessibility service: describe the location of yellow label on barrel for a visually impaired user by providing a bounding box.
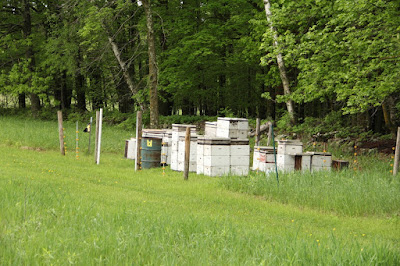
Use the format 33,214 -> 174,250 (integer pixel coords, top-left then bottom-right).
147,140 -> 152,147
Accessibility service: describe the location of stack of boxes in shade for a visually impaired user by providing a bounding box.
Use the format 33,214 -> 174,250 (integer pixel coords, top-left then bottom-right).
170,124 -> 196,171
177,134 -> 198,172
307,152 -> 332,172
276,140 -> 332,172
252,146 -> 275,172
277,140 -> 303,171
197,117 -> 250,177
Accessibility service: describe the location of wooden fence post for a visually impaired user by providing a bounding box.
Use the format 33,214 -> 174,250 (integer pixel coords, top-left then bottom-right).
57,111 -> 65,156
135,111 -> 142,171
393,127 -> 400,176
183,127 -> 191,180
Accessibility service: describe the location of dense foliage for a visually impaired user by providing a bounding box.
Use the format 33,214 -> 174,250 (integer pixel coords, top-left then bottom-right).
0,0 -> 399,132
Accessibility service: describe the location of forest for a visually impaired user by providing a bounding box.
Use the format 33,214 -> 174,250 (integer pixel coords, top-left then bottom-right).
0,0 -> 399,135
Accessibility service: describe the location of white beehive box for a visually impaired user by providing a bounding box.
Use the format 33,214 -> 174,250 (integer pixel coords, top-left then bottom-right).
171,124 -> 196,171
177,135 -> 198,172
301,154 -> 312,171
277,154 -> 295,171
216,117 -> 248,139
252,146 -> 274,171
124,138 -> 136,160
203,145 -> 230,156
204,166 -> 230,177
311,154 -> 332,168
205,122 -> 217,137
230,166 -> 249,176
196,139 -> 204,174
277,140 -> 303,155
198,137 -> 230,176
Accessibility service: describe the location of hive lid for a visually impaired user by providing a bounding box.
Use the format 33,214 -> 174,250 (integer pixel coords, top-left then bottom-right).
305,151 -> 332,156
172,124 -> 196,128
254,146 -> 274,151
205,121 -> 217,126
230,139 -> 249,145
277,140 -> 303,145
197,137 -> 231,145
217,117 -> 248,122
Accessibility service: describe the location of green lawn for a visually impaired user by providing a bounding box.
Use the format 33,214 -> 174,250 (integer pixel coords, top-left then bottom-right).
0,116 -> 399,264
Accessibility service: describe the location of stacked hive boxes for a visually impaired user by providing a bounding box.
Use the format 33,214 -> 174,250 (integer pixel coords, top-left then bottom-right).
197,117 -> 250,177
277,140 -> 303,171
216,117 -> 248,139
197,137 -> 231,176
252,146 -> 275,172
230,139 -> 250,175
171,124 -> 196,171
177,134 -> 198,172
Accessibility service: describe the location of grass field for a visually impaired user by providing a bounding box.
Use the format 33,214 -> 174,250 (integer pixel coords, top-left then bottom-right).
0,116 -> 399,264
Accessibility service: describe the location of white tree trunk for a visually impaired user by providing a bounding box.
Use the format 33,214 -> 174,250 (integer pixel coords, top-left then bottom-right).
263,0 -> 295,124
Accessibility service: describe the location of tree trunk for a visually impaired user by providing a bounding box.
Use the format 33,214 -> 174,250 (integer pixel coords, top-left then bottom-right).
263,0 -> 295,124
108,36 -> 144,111
143,0 -> 159,129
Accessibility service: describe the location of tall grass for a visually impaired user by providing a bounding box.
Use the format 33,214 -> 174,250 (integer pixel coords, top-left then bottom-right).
1,146 -> 399,264
221,158 -> 400,217
0,116 -> 133,153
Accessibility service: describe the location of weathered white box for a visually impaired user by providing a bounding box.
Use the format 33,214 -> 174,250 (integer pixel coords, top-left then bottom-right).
231,155 -> 250,166
170,149 -> 178,170
203,145 -> 230,156
205,122 -> 217,137
252,146 -> 274,171
197,164 -> 204,174
230,166 -> 249,176
124,138 -> 136,160
237,130 -> 248,139
277,154 -> 295,171
277,140 -> 303,155
301,154 -> 312,171
216,117 -> 248,139
311,154 -> 332,168
204,155 -> 230,167
204,166 -> 230,177
178,161 -> 197,172
230,145 -> 249,156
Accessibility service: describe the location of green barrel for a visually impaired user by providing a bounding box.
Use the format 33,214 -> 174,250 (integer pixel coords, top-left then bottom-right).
141,137 -> 162,169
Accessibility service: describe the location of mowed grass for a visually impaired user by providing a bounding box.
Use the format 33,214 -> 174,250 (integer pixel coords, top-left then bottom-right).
0,116 -> 399,264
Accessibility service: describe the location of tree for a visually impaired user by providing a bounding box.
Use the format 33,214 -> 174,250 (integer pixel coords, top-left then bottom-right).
142,0 -> 159,128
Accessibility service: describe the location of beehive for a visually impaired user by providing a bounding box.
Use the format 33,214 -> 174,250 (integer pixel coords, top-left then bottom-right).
230,139 -> 250,176
197,137 -> 231,177
124,138 -> 136,160
170,124 -> 196,171
216,117 -> 248,139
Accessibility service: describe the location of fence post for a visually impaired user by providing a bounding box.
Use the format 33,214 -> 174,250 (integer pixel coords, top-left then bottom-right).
393,127 -> 400,176
135,111 -> 142,171
57,111 -> 65,156
255,118 -> 260,146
